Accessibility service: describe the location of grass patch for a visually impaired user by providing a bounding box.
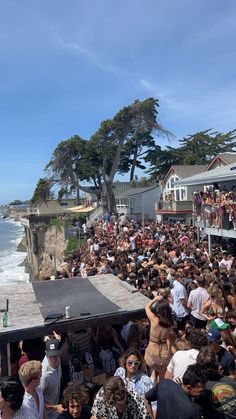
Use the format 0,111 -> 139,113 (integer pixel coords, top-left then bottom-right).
49,219 -> 65,229
66,237 -> 86,252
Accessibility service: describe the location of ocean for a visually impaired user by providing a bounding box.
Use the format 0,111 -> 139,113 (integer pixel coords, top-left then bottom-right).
0,216 -> 29,284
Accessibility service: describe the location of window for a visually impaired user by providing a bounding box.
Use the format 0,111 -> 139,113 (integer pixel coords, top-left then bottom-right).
170,177 -> 175,188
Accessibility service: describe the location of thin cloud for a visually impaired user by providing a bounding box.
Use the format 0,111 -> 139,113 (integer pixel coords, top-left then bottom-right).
140,78 -> 236,130
59,41 -> 137,77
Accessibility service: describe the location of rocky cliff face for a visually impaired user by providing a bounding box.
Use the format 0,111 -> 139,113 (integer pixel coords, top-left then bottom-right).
25,225 -> 67,280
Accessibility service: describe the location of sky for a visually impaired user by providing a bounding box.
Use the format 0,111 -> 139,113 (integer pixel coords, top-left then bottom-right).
0,0 -> 236,204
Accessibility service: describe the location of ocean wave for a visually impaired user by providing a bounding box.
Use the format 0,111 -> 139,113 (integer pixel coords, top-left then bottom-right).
0,218 -> 29,285
0,250 -> 29,284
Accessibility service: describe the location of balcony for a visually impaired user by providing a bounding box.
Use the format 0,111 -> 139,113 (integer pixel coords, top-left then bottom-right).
155,200 -> 194,214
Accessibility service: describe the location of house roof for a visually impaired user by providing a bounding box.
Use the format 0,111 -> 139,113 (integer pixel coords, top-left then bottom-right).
175,163 -> 236,186
115,185 -> 159,198
164,165 -> 207,182
0,275 -> 149,344
207,153 -> 236,170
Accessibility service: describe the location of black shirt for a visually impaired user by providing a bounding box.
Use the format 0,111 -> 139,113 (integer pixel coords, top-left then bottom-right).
57,406 -> 91,419
145,380 -> 203,419
197,374 -> 236,419
217,347 -> 235,376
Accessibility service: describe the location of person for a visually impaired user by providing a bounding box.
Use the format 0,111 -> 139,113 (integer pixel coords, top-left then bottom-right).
40,338 -> 64,419
165,329 -> 207,382
187,277 -> 209,329
196,346 -> 236,418
91,376 -> 151,419
145,364 -> 206,419
171,272 -> 189,330
56,382 -> 91,419
114,348 -> 153,399
206,328 -> 236,379
0,376 -> 35,419
200,286 -> 225,323
19,360 -> 46,419
145,296 -> 174,381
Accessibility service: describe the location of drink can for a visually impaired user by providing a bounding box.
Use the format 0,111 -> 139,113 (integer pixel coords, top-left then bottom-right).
65,306 -> 70,319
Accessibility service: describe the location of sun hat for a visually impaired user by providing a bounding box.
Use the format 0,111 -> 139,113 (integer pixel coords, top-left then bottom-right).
207,329 -> 222,342
210,318 -> 229,330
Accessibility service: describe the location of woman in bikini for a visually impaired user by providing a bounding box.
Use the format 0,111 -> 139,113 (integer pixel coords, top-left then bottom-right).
145,295 -> 174,382
200,285 -> 225,327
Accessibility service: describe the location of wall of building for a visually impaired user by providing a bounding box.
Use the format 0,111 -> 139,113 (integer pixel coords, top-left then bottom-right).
141,187 -> 161,220
33,199 -> 76,216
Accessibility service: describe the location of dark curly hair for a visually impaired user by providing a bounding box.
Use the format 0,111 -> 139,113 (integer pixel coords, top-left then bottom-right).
196,346 -> 220,380
103,376 -> 127,406
62,382 -> 89,409
0,377 -> 24,411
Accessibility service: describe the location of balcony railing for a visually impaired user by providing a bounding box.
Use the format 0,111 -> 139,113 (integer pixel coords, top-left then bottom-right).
155,200 -> 193,212
194,204 -> 236,232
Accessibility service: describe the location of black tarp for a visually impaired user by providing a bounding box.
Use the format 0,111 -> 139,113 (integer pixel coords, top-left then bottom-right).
32,278 -> 119,322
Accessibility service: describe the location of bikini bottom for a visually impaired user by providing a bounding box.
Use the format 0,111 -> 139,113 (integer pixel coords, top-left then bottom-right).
144,348 -> 170,372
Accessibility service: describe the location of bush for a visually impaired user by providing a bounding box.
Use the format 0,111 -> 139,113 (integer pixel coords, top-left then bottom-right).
49,219 -> 65,229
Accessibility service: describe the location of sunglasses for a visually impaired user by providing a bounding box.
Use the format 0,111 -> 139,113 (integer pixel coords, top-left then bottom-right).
126,361 -> 140,367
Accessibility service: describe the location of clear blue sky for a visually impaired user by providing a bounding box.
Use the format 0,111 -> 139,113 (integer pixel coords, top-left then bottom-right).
0,0 -> 236,204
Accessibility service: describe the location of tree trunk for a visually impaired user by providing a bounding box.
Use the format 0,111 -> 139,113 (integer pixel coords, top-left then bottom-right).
102,181 -> 117,214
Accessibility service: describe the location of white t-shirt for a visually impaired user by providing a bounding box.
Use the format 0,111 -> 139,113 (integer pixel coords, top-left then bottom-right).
188,287 -> 209,320
167,349 -> 199,381
171,280 -> 189,318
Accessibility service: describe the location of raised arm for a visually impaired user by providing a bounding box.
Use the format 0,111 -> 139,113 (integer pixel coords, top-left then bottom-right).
145,295 -> 163,322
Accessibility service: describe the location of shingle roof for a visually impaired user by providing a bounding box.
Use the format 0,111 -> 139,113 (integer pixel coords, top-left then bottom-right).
116,185 -> 159,198
217,153 -> 236,164
175,163 -> 236,186
171,165 -> 207,179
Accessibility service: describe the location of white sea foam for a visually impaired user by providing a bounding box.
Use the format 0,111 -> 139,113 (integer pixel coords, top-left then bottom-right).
0,218 -> 29,285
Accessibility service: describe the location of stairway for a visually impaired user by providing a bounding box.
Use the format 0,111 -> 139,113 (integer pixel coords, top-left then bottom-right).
87,205 -> 104,227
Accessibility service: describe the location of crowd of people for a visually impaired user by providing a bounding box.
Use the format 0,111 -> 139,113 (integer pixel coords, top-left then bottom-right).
193,188 -> 236,230
3,215 -> 236,418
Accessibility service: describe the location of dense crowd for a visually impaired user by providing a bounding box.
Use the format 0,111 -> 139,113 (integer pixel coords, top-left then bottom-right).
193,188 -> 236,230
2,215 -> 236,418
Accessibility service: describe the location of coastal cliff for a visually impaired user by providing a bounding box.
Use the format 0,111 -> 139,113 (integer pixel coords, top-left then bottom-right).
25,225 -> 67,280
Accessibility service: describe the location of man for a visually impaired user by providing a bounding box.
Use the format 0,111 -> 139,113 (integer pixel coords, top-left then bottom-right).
165,330 -> 207,382
187,277 -> 209,329
19,360 -> 47,419
207,329 -> 236,379
171,272 -> 189,330
196,346 -> 236,418
57,382 -> 91,419
40,338 -> 64,419
145,364 -> 206,419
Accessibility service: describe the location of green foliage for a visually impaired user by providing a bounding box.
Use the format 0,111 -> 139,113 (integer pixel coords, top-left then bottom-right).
44,98 -> 170,213
49,219 -> 65,229
9,200 -> 23,205
66,237 -> 79,252
31,178 -> 52,204
146,129 -> 236,180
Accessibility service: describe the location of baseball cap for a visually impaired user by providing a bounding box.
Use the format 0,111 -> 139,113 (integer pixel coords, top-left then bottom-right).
210,318 -> 229,330
45,338 -> 60,357
207,329 -> 221,342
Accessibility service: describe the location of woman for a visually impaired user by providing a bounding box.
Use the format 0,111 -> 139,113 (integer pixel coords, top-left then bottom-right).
200,285 -> 225,324
0,377 -> 34,419
57,382 -> 91,419
91,376 -> 151,419
114,349 -> 153,398
145,296 -> 174,381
